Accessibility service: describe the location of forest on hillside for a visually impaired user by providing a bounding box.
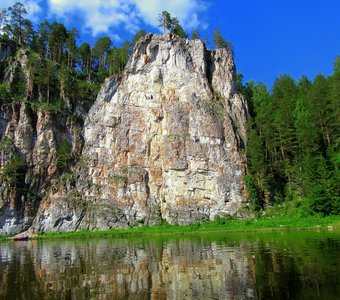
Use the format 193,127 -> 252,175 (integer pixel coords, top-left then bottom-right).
0,2 -> 339,217
239,64 -> 339,215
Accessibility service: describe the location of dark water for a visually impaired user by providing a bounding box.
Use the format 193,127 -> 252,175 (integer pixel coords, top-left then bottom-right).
0,230 -> 339,300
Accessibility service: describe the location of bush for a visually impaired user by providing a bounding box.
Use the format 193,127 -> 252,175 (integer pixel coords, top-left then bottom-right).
0,152 -> 26,187
56,138 -> 73,172
0,83 -> 10,103
308,179 -> 340,215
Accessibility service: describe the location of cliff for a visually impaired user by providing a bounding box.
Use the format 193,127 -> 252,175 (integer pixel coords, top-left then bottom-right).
0,49 -> 87,234
0,34 -> 248,234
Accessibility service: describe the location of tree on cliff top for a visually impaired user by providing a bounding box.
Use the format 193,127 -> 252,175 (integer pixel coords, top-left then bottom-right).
191,28 -> 200,40
158,11 -> 172,33
171,17 -> 187,38
8,2 -> 27,45
0,8 -> 8,30
158,11 -> 187,38
213,28 -> 234,57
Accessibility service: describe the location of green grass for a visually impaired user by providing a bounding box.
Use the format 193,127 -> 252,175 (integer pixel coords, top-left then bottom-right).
1,213 -> 338,241
32,214 -> 340,240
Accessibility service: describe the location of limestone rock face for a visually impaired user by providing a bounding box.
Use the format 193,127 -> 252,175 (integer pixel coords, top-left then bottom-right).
35,34 -> 248,231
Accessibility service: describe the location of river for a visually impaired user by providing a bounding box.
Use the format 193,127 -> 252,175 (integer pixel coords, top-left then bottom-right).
0,230 -> 339,299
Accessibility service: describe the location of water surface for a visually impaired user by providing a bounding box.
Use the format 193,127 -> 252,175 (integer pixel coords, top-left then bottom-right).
0,230 -> 339,299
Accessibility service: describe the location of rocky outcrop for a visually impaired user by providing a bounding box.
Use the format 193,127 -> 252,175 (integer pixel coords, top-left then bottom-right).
0,102 -> 84,234
33,34 -> 248,232
0,50 -> 85,234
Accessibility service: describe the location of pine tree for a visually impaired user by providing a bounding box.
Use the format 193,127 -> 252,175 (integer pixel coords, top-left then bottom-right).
8,2 -> 28,45
158,11 -> 172,33
65,28 -> 78,68
191,28 -> 200,40
213,28 -> 234,56
170,17 -> 187,38
93,37 -> 112,69
48,22 -> 67,63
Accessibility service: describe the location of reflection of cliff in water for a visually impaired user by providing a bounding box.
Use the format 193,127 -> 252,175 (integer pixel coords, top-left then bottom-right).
0,234 -> 339,299
0,239 -> 254,299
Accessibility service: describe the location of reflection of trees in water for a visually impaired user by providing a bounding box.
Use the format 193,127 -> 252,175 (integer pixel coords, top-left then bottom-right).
0,234 -> 339,299
0,241 -> 46,299
250,236 -> 340,299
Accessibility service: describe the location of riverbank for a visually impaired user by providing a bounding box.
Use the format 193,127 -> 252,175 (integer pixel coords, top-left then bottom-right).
1,214 -> 339,241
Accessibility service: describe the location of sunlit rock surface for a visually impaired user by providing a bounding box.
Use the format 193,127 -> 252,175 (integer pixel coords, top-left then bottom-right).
35,33 -> 247,231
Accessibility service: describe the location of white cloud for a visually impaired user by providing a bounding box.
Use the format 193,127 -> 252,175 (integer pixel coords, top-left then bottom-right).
134,0 -> 207,30
25,1 -> 42,22
0,0 -> 42,22
0,1 -> 15,9
1,0 -> 208,37
48,0 -> 207,36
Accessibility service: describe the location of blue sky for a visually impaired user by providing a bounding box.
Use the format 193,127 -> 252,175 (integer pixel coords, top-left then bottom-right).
1,0 -> 339,87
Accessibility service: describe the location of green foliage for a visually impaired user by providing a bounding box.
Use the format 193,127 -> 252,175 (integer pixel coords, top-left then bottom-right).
334,56 -> 340,73
93,36 -> 112,69
7,2 -> 28,45
75,80 -> 100,104
191,28 -> 200,40
27,98 -> 64,113
107,42 -> 130,76
0,8 -> 8,30
36,214 -> 340,240
0,137 -> 26,187
158,11 -> 172,33
170,18 -> 187,38
158,11 -> 187,37
0,83 -> 10,102
56,138 -> 73,172
213,28 -> 234,56
244,63 -> 340,216
77,42 -> 91,75
132,30 -> 146,49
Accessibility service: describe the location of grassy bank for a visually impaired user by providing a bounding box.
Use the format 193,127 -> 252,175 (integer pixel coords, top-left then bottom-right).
1,214 -> 338,241
30,214 -> 340,240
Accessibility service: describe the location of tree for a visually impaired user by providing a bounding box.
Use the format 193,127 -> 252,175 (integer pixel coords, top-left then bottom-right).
107,41 -> 130,76
35,20 -> 50,57
310,74 -> 332,148
22,18 -> 34,45
334,56 -> 340,73
0,83 -> 10,102
191,28 -> 200,40
65,28 -> 78,68
34,59 -> 57,103
132,29 -> 146,50
93,36 -> 112,69
158,11 -> 172,33
0,8 -> 8,33
8,2 -> 28,45
170,17 -> 187,38
48,22 -> 67,63
27,51 -> 41,97
56,138 -> 73,172
0,137 -> 26,188
272,75 -> 298,161
78,42 -> 92,77
213,28 -> 234,57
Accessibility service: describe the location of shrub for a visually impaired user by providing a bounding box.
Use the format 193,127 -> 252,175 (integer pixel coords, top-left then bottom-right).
56,138 -> 73,172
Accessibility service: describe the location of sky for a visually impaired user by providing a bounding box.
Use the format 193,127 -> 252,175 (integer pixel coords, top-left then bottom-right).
1,0 -> 339,87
